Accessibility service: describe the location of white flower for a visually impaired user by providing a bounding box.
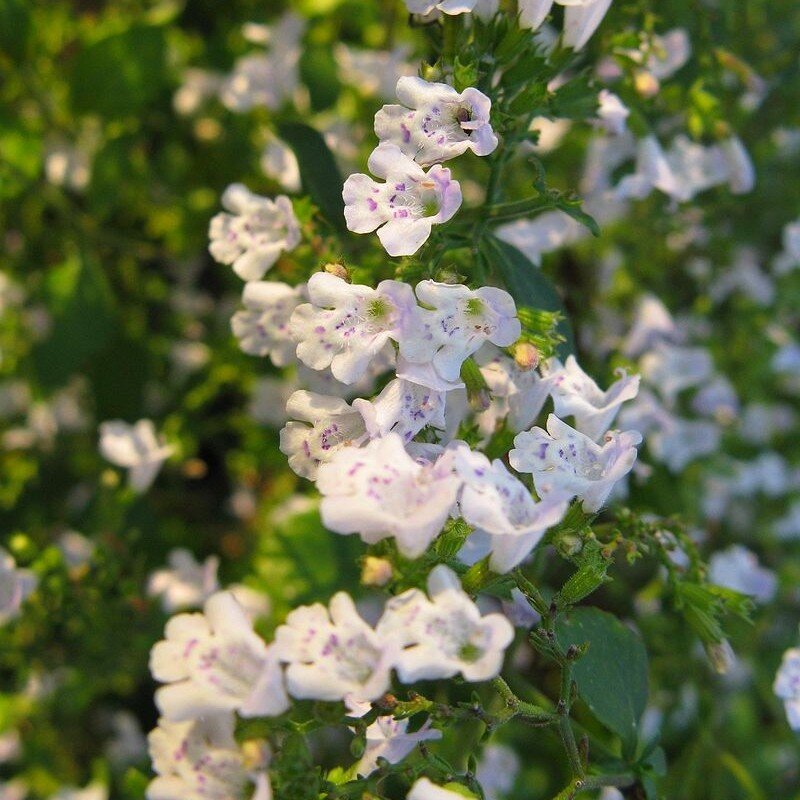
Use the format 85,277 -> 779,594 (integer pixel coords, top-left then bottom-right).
105,711 -> 147,768
375,77 -> 497,166
149,591 -> 289,721
98,419 -> 174,493
343,143 -> 462,256
352,378 -> 447,444
219,12 -> 303,112
345,698 -> 442,776
0,549 -> 37,625
209,184 -> 300,282
616,136 -> 681,201
563,0 -> 614,51
510,414 -> 641,512
596,90 -> 629,135
650,417 -> 720,471
279,390 -> 367,481
474,345 -> 555,434
622,295 -> 678,357
547,355 -> 640,441
691,375 -> 739,420
147,549 -> 220,613
260,138 -> 301,193
147,713 -> 271,800
400,281 -> 521,385
335,44 -> 415,100
774,647 -> 800,730
720,136 -> 755,194
48,784 -> 107,800
317,434 -> 461,558
708,545 -> 777,604
775,502 -> 800,540
407,778 -> 476,800
455,448 -> 570,572
640,343 -> 713,404
173,68 -> 224,116
476,743 -> 520,800
274,593 -> 396,702
231,281 -> 305,364
377,566 -> 513,683
404,0 -> 480,15
289,272 -> 416,384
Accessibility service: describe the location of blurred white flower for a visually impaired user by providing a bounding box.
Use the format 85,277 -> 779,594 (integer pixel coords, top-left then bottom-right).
99,419 -> 174,493
708,545 -> 777,604
148,549 -> 220,613
0,548 -> 37,625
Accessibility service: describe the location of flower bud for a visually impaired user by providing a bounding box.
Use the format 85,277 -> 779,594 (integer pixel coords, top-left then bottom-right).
513,342 -> 539,371
323,262 -> 350,281
361,556 -> 393,587
634,70 -> 660,98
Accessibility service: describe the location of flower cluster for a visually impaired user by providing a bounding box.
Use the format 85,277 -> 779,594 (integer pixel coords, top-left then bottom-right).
343,76 -> 498,255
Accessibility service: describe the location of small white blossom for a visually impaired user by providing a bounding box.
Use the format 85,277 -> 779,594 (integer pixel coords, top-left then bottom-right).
639,343 -> 713,404
407,778 -> 476,800
510,414 -> 641,512
98,419 -> 174,493
353,378 -> 447,444
404,0 -> 480,15
209,184 -> 300,282
547,355 -> 640,441
596,90 -> 629,135
106,711 -> 147,768
0,548 -> 37,625
708,545 -> 777,604
476,743 -> 520,800
149,591 -> 288,721
774,647 -> 800,730
147,549 -> 220,613
623,295 -> 679,357
279,390 -> 367,480
147,713 -> 271,800
290,272 -> 415,384
401,281 -> 521,385
375,77 -> 497,166
260,138 -> 301,193
317,434 -> 461,558
455,448 -> 570,573
474,345 -> 555,434
274,593 -> 397,702
377,566 -> 514,683
334,44 -> 415,100
563,0 -> 614,51
219,12 -> 304,112
343,143 -> 462,256
720,135 -> 755,194
231,281 -> 304,364
345,698 -> 442,776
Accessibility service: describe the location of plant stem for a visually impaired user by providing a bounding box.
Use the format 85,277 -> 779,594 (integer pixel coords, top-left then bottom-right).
551,773 -> 638,800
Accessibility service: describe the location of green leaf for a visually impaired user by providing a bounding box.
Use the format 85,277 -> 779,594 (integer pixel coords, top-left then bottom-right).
0,0 -> 30,62
549,72 -> 598,120
556,607 -> 649,758
33,254 -> 117,387
276,121 -> 346,229
299,45 -> 341,111
479,233 -> 575,357
70,26 -> 168,119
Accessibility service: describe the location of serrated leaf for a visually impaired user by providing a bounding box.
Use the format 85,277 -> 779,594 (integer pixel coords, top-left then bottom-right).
276,121 -> 346,229
556,607 -> 648,758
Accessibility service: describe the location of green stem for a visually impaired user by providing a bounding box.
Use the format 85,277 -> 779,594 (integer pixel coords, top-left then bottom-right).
551,773 -> 637,800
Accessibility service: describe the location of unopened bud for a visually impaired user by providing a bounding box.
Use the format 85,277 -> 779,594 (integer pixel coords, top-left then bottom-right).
513,342 -> 539,371
634,70 -> 660,98
707,639 -> 736,674
323,262 -> 350,281
361,556 -> 393,587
